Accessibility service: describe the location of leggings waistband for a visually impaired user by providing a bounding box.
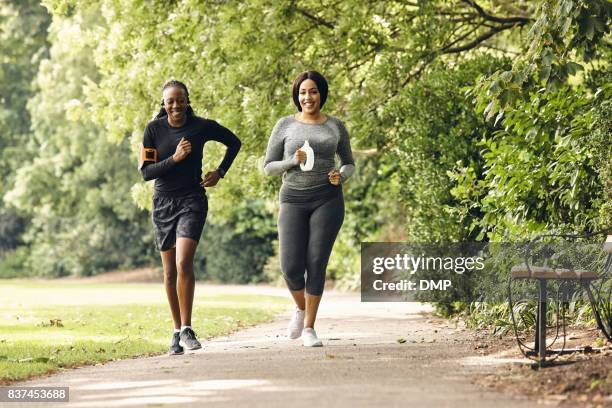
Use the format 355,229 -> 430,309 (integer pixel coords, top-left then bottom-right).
280,183 -> 342,205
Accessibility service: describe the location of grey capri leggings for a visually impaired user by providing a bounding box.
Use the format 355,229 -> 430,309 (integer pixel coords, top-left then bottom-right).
278,184 -> 344,296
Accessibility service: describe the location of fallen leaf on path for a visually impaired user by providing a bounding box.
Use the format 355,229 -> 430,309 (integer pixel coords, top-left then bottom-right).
37,319 -> 64,328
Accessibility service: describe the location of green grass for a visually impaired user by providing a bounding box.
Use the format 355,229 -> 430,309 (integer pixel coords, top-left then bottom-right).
0,281 -> 289,383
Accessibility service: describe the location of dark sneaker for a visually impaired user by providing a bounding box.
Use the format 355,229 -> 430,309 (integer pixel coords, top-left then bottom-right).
179,328 -> 202,350
169,332 -> 184,355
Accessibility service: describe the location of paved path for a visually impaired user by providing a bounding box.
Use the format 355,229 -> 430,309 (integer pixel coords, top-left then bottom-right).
13,289 -> 536,408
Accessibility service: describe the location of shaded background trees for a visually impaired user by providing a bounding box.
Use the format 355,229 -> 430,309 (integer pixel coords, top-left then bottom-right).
0,0 -> 50,265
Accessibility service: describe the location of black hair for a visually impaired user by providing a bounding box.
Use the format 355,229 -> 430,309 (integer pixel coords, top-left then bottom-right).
292,71 -> 329,112
154,80 -> 195,119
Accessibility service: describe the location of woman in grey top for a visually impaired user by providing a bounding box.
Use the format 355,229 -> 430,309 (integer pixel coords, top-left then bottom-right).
264,71 -> 355,347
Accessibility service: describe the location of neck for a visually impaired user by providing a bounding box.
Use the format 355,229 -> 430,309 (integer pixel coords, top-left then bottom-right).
298,111 -> 324,123
167,115 -> 187,128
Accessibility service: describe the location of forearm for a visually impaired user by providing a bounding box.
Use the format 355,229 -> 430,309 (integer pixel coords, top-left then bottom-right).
263,156 -> 299,176
339,163 -> 355,182
208,122 -> 242,176
140,156 -> 177,181
336,120 -> 355,183
216,136 -> 241,176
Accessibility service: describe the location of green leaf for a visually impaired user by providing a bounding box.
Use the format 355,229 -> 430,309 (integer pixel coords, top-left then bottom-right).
539,65 -> 551,82
542,49 -> 554,66
512,71 -> 526,86
592,16 -> 607,33
488,79 -> 501,95
581,16 -> 595,40
484,100 -> 495,117
499,71 -> 513,83
499,89 -> 510,108
494,111 -> 504,127
526,128 -> 538,139
565,61 -> 583,75
561,17 -> 572,36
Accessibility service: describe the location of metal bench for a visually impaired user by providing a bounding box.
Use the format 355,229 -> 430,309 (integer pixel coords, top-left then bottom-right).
508,233 -> 612,366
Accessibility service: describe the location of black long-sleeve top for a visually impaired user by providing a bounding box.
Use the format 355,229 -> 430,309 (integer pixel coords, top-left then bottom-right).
139,115 -> 241,197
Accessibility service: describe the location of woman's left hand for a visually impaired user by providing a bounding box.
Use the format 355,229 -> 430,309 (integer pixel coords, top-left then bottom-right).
328,170 -> 341,186
201,170 -> 221,187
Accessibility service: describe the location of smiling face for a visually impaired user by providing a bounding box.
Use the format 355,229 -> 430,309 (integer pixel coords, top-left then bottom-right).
298,79 -> 321,115
162,86 -> 188,123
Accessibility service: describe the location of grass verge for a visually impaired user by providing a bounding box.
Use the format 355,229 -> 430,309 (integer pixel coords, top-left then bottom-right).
0,281 -> 289,383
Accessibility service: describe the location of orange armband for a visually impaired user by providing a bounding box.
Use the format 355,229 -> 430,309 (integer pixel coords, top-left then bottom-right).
138,144 -> 157,169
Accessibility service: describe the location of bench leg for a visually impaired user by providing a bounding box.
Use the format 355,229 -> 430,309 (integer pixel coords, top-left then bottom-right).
538,279 -> 547,364
534,302 -> 539,352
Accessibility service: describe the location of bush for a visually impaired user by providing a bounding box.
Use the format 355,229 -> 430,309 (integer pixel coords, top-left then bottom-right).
0,247 -> 31,279
198,199 -> 277,283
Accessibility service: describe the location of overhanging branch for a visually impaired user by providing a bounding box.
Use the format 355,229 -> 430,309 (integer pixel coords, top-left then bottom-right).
442,23 -> 517,54
294,6 -> 335,29
461,0 -> 532,25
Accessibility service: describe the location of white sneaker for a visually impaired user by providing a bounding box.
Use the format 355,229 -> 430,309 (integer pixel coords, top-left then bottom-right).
302,327 -> 323,347
287,308 -> 305,339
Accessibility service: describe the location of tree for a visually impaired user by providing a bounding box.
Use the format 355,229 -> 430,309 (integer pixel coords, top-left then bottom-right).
30,0 -> 609,278
5,3 -> 157,276
38,0 -> 541,224
475,0 -> 611,121
0,0 -> 50,259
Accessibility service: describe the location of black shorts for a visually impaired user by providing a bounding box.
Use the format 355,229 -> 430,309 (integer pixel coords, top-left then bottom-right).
152,193 -> 208,252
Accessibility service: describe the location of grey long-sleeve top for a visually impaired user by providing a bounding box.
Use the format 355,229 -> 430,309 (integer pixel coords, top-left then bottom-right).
263,115 -> 355,190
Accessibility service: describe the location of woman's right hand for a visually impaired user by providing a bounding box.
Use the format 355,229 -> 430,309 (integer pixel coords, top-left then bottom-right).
294,149 -> 306,165
173,137 -> 191,162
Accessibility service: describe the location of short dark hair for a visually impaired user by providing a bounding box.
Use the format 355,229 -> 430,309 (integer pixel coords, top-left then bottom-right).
292,71 -> 328,112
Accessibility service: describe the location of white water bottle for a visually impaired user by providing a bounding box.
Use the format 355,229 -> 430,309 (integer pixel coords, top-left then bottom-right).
300,140 -> 314,171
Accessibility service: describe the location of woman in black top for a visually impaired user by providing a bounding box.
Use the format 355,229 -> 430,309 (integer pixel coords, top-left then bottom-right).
139,80 -> 241,355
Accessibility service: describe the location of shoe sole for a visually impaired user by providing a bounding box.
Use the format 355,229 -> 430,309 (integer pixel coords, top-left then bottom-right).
169,350 -> 184,355
303,342 -> 323,347
179,341 -> 202,350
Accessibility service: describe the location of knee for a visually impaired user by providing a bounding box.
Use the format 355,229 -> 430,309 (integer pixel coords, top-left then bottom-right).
305,265 -> 326,296
176,257 -> 194,276
282,258 -> 303,275
282,259 -> 304,276
283,274 -> 305,291
281,261 -> 305,290
308,255 -> 329,272
163,266 -> 177,281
